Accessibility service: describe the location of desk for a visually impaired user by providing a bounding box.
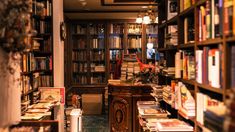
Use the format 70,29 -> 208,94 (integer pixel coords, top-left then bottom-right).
108,83 -> 154,132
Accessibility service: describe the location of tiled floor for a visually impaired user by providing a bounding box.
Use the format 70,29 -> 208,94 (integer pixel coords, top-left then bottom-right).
66,114 -> 109,132
82,115 -> 109,132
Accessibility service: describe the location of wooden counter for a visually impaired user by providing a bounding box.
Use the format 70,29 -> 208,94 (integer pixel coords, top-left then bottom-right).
108,83 -> 154,132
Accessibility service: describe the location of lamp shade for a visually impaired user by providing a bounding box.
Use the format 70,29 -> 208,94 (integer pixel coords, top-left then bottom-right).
136,16 -> 143,24
143,15 -> 150,24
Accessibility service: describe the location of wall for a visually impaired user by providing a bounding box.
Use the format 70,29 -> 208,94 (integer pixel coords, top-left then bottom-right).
53,0 -> 64,131
53,0 -> 64,87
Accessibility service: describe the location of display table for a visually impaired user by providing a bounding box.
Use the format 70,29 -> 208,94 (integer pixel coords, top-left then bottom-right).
108,83 -> 154,132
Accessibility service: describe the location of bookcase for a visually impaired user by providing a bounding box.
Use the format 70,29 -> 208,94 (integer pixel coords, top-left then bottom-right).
21,0 -> 53,105
157,0 -> 233,131
70,22 -> 107,86
66,20 -> 158,87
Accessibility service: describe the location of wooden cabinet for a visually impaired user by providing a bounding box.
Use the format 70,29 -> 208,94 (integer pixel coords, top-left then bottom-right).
108,84 -> 154,132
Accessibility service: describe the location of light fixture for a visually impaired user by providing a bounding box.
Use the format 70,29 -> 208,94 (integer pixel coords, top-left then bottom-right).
135,3 -> 158,24
143,13 -> 150,24
136,14 -> 143,24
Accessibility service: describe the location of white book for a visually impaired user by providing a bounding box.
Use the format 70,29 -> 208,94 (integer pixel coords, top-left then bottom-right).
196,50 -> 203,83
210,50 -> 220,88
196,93 -> 204,125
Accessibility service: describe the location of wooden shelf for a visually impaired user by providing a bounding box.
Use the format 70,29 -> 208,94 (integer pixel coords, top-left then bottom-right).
72,60 -> 87,63
91,71 -> 106,73
109,33 -> 123,36
31,51 -> 52,56
72,84 -> 107,88
197,38 -> 222,46
128,33 -> 142,36
179,79 -> 196,85
21,88 -> 38,97
196,0 -> 207,6
21,70 -> 52,75
158,46 -> 177,51
32,15 -> 52,21
167,15 -> 178,25
179,6 -> 194,17
91,60 -> 105,62
159,23 -> 166,29
90,48 -> 105,51
109,48 -> 123,50
146,34 -> 158,37
226,36 -> 235,42
73,48 -> 86,51
178,109 -> 195,123
179,43 -> 195,49
197,83 -> 223,94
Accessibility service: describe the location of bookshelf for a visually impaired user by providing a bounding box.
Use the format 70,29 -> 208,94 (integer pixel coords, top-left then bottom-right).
21,0 -> 53,105
157,0 -> 230,131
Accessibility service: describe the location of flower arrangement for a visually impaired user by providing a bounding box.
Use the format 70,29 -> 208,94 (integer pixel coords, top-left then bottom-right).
0,0 -> 32,53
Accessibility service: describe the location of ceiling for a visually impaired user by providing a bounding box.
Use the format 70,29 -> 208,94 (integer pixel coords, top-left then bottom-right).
64,0 -> 158,20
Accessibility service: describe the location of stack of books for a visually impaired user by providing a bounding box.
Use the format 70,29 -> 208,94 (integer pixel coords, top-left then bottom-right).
150,85 -> 163,102
163,85 -> 172,105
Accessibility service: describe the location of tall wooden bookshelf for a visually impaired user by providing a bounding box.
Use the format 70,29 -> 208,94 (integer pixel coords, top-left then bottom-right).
21,0 -> 53,105
66,20 -> 158,87
157,0 -> 233,131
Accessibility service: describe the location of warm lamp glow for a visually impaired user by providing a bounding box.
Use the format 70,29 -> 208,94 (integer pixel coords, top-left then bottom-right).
143,15 -> 150,24
136,17 -> 143,24
155,16 -> 158,23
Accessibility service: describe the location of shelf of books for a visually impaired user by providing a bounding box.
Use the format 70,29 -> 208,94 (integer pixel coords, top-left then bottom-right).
17,0 -> 59,130
21,0 -> 53,106
146,24 -> 158,64
108,23 -> 124,80
155,0 -> 232,131
71,22 -> 107,86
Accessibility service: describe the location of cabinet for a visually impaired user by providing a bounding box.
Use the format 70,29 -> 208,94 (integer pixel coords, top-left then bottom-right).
21,0 -> 53,105
70,22 -> 107,86
108,84 -> 153,132
157,0 -> 232,131
66,20 -> 158,88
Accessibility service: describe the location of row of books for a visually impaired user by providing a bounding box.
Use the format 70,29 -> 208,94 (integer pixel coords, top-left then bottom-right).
90,38 -> 104,49
224,90 -> 235,131
137,101 -> 193,132
196,93 -> 225,131
175,50 -> 195,80
184,17 -> 195,43
73,39 -> 86,49
167,0 -> 177,20
231,45 -> 235,88
76,25 -> 86,34
180,0 -> 195,12
73,75 -> 88,84
72,51 -> 87,61
163,81 -> 196,118
110,50 -> 121,60
22,53 -> 52,72
91,64 -> 105,72
128,24 -> 142,34
146,25 -> 158,34
196,47 -> 222,88
35,75 -> 53,87
90,51 -> 105,61
198,0 -> 222,41
32,0 -> 52,17
121,61 -> 140,81
89,24 -> 105,35
32,20 -> 52,34
72,63 -> 88,73
21,76 -> 32,96
165,25 -> 178,47
32,37 -> 52,52
91,76 -> 105,84
110,24 -> 124,34
128,37 -> 142,49
109,36 -> 122,49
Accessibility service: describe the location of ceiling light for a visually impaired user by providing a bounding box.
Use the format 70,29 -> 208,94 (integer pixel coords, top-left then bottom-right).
136,14 -> 143,24
143,14 -> 150,24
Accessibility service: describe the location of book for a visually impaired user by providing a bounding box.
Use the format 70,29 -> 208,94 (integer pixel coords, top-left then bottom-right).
167,0 -> 177,20
156,119 -> 193,131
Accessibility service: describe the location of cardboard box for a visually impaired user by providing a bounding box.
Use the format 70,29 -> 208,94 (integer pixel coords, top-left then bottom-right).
82,94 -> 102,115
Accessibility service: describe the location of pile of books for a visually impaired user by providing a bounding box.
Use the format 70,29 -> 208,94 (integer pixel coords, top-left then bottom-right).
163,86 -> 172,105
162,67 -> 175,76
150,85 -> 163,102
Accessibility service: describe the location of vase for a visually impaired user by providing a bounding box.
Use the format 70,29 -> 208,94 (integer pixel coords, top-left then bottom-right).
0,47 -> 21,127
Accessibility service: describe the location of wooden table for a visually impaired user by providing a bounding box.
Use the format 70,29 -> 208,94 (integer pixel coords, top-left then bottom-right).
108,83 -> 154,132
